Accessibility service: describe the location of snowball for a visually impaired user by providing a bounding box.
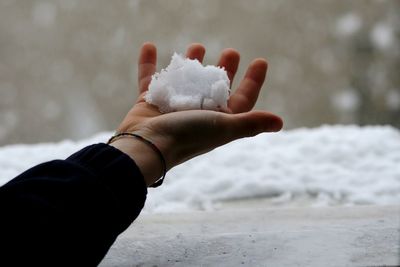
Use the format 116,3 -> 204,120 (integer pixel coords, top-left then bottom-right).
145,53 -> 230,113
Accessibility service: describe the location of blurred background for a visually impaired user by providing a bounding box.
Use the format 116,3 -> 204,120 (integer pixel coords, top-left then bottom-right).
0,0 -> 399,146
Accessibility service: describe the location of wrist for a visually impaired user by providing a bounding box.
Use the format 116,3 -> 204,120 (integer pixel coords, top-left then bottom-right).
109,137 -> 164,187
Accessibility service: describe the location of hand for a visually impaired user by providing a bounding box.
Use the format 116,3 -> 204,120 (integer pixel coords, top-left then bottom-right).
110,43 -> 283,186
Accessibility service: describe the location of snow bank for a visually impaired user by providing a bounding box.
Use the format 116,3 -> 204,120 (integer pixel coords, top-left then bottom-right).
0,125 -> 399,213
145,53 -> 230,113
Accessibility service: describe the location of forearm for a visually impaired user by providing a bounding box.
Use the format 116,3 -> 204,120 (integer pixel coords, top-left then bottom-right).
0,143 -> 147,266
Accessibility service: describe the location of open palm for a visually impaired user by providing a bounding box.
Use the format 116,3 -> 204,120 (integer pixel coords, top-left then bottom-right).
116,43 -> 283,169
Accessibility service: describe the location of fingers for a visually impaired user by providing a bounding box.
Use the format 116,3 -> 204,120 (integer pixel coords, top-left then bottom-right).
217,48 -> 240,86
138,42 -> 157,94
228,58 -> 268,113
185,43 -> 206,63
224,111 -> 283,141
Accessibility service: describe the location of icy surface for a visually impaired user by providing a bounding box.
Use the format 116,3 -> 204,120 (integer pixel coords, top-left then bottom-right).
145,53 -> 230,113
0,126 -> 399,213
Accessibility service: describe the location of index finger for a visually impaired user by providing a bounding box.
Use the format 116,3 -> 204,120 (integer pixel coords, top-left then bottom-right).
138,42 -> 157,94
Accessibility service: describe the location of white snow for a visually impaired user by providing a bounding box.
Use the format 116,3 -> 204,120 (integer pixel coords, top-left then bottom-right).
145,53 -> 230,113
0,125 -> 399,213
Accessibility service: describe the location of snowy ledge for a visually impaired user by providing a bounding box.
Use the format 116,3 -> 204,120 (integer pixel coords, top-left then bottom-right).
100,205 -> 400,266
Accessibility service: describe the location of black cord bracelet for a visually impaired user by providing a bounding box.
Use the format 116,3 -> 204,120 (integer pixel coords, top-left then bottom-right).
107,132 -> 166,187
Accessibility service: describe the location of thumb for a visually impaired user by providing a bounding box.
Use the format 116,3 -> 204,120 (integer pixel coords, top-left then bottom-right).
224,111 -> 283,141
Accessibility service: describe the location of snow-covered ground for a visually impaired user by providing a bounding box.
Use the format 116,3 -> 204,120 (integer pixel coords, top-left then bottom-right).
1,125 -> 399,213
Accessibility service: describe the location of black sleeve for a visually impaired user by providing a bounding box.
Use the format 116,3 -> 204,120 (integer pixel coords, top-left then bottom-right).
0,143 -> 147,266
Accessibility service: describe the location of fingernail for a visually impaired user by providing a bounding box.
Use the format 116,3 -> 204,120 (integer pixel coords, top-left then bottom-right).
266,116 -> 283,132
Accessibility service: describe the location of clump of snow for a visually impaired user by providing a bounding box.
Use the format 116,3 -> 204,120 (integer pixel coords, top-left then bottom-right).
146,125 -> 400,212
145,53 -> 230,113
0,126 -> 399,213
